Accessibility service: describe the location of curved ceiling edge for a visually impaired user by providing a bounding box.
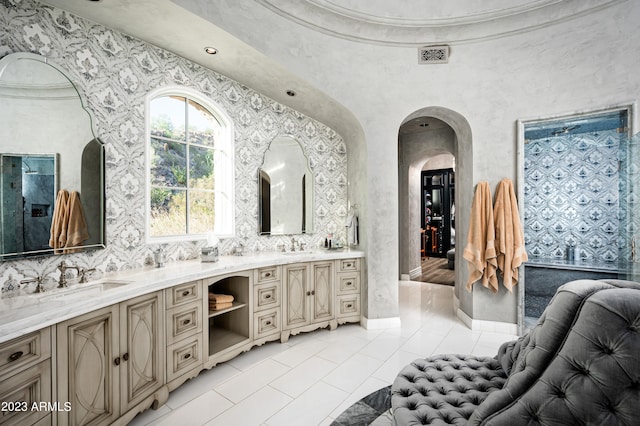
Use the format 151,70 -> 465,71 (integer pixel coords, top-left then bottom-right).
255,0 -> 627,46
307,0 -> 561,27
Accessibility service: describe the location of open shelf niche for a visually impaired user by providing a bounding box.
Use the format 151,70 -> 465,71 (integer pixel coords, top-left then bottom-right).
207,275 -> 250,356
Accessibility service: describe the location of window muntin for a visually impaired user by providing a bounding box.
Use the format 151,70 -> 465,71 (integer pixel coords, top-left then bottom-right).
148,92 -> 233,240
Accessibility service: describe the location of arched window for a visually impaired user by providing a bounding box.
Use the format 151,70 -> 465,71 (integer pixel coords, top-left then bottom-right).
146,88 -> 234,241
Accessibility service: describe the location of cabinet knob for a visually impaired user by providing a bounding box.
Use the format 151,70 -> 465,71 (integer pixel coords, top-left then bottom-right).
182,290 -> 190,297
184,353 -> 191,360
306,291 -> 311,296
346,281 -> 353,286
265,294 -> 272,299
183,319 -> 191,325
265,272 -> 271,277
8,351 -> 23,362
114,357 -> 121,366
265,321 -> 272,326
346,263 -> 352,267
311,290 -> 315,295
123,352 -> 129,361
346,304 -> 353,308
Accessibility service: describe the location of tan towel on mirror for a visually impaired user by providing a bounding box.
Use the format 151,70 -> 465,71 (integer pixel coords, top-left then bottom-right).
64,191 -> 89,253
463,182 -> 498,293
208,293 -> 234,303
494,178 -> 528,292
49,189 -> 70,252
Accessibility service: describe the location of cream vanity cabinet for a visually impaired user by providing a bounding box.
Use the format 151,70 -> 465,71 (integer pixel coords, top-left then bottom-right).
165,280 -> 205,389
0,327 -> 53,426
56,291 -> 165,426
253,266 -> 282,344
281,261 -> 336,342
336,258 -> 361,323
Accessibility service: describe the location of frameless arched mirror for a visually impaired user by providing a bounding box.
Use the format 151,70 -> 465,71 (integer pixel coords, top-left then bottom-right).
259,135 -> 313,235
0,52 -> 104,259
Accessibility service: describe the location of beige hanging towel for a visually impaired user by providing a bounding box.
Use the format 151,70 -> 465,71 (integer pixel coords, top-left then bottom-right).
463,181 -> 498,292
493,178 -> 528,292
49,189 -> 70,253
64,191 -> 90,253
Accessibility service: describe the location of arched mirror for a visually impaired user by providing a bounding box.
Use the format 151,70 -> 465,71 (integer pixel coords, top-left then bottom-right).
0,52 -> 104,259
259,135 -> 313,235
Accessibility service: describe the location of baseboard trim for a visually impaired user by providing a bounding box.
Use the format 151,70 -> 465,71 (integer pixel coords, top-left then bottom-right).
456,307 -> 518,335
409,267 -> 422,279
361,316 -> 402,330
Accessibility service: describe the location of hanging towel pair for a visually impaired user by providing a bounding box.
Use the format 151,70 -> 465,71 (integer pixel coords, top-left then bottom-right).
464,179 -> 528,293
49,190 -> 89,254
463,182 -> 498,292
494,178 -> 528,292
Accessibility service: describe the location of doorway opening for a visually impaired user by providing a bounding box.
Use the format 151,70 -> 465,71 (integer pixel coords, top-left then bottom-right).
420,164 -> 455,285
398,116 -> 456,286
518,104 -> 636,330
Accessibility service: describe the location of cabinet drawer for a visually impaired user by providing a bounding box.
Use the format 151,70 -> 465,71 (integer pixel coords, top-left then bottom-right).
253,282 -> 280,312
337,273 -> 360,294
0,328 -> 51,379
0,359 -> 51,426
338,258 -> 360,272
167,337 -> 203,383
255,266 -> 280,284
337,294 -> 360,318
166,302 -> 202,345
166,280 -> 201,308
253,308 -> 280,340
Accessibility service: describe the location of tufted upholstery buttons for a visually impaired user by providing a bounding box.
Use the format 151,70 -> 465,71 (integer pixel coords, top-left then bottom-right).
392,279 -> 640,426
391,354 -> 507,425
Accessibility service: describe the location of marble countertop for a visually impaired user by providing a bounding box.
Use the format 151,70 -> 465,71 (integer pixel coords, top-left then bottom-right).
0,249 -> 364,344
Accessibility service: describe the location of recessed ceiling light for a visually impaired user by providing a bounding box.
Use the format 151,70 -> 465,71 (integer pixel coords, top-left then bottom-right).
286,90 -> 296,97
204,47 -> 218,55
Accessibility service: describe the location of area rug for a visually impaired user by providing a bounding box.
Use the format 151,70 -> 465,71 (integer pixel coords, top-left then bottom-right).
331,385 -> 392,426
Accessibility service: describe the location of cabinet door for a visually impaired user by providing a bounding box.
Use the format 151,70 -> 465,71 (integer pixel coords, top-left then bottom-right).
57,305 -> 120,426
311,261 -> 334,322
119,291 -> 164,413
283,264 -> 310,329
0,360 -> 52,426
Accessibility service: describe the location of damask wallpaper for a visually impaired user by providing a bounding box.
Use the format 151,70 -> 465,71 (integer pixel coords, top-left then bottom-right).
524,129 -> 624,265
0,0 -> 349,294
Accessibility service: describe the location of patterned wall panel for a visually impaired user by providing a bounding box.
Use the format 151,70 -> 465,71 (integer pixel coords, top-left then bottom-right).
524,129 -> 623,265
0,0 -> 348,294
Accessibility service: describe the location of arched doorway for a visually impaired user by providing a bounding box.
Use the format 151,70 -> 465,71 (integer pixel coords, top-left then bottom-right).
398,118 -> 455,280
397,107 -> 473,312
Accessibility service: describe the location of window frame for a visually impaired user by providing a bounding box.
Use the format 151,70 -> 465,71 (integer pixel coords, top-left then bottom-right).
145,86 -> 235,243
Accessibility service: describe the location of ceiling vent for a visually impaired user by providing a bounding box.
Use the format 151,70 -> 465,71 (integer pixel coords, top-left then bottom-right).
418,45 -> 449,64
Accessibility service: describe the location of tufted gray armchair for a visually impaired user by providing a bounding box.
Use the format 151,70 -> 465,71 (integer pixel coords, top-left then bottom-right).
391,279 -> 640,425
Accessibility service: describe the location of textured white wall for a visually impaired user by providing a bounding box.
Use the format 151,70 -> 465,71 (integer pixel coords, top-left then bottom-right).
185,1 -> 640,324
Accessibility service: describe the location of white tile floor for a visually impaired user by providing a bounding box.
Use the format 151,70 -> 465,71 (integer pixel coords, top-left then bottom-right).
129,281 -> 518,426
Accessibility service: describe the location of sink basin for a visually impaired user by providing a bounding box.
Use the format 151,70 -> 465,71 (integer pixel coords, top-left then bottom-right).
96,281 -> 131,290
37,280 -> 131,301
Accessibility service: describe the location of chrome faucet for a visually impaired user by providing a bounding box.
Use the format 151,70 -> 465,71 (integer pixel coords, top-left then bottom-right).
57,261 -> 79,288
21,276 -> 45,294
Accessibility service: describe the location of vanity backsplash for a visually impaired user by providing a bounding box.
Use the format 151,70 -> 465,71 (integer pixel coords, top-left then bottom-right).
0,0 -> 349,295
